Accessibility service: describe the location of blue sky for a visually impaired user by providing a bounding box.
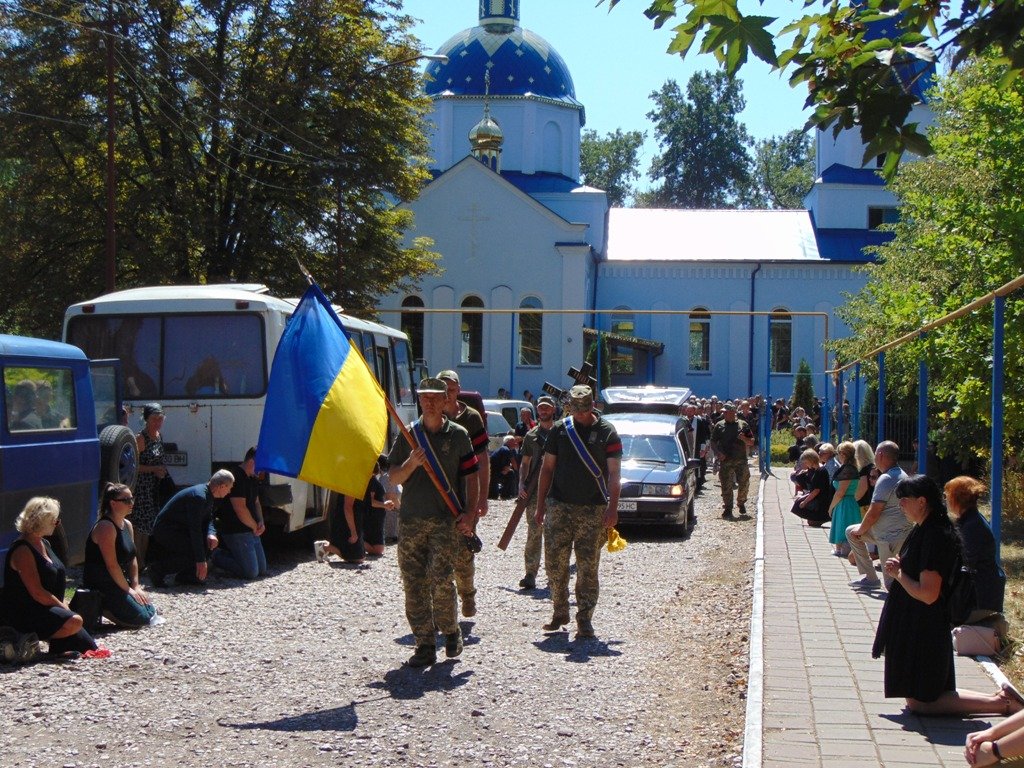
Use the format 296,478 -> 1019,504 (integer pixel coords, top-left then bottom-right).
400,0 -> 813,176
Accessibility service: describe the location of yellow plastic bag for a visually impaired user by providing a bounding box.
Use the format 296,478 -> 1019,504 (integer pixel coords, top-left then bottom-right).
606,527 -> 627,552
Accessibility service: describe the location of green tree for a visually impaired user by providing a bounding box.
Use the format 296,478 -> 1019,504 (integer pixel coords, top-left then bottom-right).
584,333 -> 612,391
752,130 -> 815,209
579,128 -> 645,207
834,54 -> 1024,457
646,72 -> 753,208
602,0 -> 1024,173
0,0 -> 439,338
790,358 -> 815,415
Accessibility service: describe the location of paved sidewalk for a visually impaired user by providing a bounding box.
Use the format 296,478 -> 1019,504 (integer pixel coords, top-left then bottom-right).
753,469 -> 1008,768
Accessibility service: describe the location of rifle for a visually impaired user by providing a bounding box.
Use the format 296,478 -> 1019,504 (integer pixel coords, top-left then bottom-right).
497,450 -> 542,551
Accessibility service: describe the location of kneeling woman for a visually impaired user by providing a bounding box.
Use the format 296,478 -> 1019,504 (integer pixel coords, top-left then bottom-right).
83,484 -> 157,628
0,497 -> 98,656
872,475 -> 1014,716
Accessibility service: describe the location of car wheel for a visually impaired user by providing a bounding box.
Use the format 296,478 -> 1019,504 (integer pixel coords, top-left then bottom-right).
100,425 -> 139,489
686,495 -> 696,533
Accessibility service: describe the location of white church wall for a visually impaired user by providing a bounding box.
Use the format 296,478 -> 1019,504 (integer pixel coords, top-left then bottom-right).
426,98 -> 580,177
816,102 -> 936,177
807,184 -> 901,229
533,190 -> 608,252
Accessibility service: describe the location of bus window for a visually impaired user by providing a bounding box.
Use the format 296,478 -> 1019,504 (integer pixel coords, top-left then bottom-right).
68,316 -> 160,399
392,339 -> 414,405
360,333 -> 377,380
163,315 -> 266,397
375,345 -> 394,403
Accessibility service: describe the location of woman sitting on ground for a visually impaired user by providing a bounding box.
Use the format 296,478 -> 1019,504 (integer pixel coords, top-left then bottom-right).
872,475 -> 1017,717
966,701 -> 1024,766
790,449 -> 833,527
83,483 -> 157,628
945,475 -> 1005,623
826,442 -> 860,557
0,497 -> 98,657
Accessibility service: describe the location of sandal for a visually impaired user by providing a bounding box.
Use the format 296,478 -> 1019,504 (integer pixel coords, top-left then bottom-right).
1001,681 -> 1024,711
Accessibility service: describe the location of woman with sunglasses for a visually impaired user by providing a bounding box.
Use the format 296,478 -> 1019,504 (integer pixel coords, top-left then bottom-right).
83,483 -> 157,628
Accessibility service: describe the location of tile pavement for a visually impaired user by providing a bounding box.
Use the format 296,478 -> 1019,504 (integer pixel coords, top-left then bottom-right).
749,469 -> 1009,768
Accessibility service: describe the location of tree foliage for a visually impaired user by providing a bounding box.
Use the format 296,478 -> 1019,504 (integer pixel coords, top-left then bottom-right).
833,54 -> 1024,457
790,358 -> 815,415
602,0 -> 1024,174
646,71 -> 753,208
579,128 -> 645,207
751,130 -> 815,209
0,0 -> 439,338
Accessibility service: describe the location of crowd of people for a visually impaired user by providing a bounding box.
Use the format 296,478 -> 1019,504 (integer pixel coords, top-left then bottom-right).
778,412 -> 1022,764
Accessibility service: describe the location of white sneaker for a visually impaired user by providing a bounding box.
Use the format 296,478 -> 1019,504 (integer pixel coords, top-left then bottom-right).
313,540 -> 328,563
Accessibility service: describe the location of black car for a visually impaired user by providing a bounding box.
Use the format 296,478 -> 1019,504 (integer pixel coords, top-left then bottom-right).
605,411 -> 701,536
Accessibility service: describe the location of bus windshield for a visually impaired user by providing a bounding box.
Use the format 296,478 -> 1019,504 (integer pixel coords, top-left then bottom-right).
67,314 -> 267,399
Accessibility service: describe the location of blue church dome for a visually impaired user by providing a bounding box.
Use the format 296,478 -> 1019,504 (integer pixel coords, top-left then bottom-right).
423,1 -> 581,110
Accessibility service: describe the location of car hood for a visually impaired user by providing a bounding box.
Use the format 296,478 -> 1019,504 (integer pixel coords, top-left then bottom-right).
619,460 -> 681,484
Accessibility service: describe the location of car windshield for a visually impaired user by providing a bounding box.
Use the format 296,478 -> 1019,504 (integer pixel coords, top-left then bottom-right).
486,412 -> 510,434
621,434 -> 681,465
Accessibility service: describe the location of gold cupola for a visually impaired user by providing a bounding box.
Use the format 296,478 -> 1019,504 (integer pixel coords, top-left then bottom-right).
469,70 -> 503,172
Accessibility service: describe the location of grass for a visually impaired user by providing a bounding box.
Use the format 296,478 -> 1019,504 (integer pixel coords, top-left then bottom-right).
997,471 -> 1024,684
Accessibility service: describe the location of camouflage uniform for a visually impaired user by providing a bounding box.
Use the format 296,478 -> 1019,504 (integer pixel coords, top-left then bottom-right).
396,516 -> 459,644
541,412 -> 621,628
388,417 -> 477,647
543,499 -> 605,623
520,422 -> 551,580
451,404 -> 488,611
712,417 -> 751,513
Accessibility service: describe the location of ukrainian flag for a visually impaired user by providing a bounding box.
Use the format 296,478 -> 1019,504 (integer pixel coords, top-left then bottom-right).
256,284 -> 387,498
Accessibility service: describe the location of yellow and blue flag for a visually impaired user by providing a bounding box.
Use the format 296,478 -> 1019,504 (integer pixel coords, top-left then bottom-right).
255,284 -> 387,498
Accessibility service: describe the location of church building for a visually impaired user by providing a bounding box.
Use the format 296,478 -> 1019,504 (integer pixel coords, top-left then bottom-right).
379,0 -> 933,403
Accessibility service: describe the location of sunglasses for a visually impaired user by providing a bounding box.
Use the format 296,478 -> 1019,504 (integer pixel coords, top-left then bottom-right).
114,496 -> 135,505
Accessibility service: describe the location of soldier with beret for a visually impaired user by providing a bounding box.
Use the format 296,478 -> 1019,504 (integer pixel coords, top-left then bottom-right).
387,378 -> 479,668
535,385 -> 621,639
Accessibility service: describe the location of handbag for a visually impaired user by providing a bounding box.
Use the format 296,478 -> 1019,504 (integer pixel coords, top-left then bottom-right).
946,555 -> 979,628
952,624 -> 1000,657
69,589 -> 103,634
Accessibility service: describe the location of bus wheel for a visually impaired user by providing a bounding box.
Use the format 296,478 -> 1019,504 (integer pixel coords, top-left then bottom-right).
100,425 -> 139,489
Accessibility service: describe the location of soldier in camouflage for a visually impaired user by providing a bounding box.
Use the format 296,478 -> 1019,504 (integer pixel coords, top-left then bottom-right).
515,394 -> 557,590
437,370 -> 489,619
388,378 -> 479,668
711,401 -> 755,519
535,385 -> 622,639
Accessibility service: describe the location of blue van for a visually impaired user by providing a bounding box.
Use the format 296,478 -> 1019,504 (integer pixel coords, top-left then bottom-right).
0,334 -> 137,570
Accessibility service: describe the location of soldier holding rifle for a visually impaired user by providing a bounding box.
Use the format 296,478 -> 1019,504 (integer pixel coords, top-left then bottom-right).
514,395 -> 557,590
387,378 -> 479,668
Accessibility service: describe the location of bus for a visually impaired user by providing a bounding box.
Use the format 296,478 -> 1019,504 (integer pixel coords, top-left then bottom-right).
63,284 -> 418,534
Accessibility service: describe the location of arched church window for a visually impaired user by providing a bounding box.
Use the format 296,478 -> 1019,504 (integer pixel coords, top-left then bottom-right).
461,295 -> 484,364
401,296 -> 425,362
769,308 -> 792,374
518,297 -> 542,366
688,308 -> 710,372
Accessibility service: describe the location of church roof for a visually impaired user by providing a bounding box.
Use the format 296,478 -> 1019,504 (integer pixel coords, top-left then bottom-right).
606,209 -> 822,263
818,163 -> 888,186
501,171 -> 593,195
813,228 -> 891,262
423,24 -> 581,111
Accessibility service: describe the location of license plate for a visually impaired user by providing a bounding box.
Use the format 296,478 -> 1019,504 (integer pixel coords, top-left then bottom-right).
164,452 -> 188,467
618,500 -> 637,512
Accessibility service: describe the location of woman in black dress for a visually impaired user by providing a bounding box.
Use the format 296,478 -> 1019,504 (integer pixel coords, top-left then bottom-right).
790,449 -> 833,527
133,402 -> 168,567
945,475 -> 1005,622
871,475 -> 1014,715
0,497 -> 98,657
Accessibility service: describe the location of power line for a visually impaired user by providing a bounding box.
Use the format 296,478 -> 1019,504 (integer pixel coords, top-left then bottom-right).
0,108 -> 98,129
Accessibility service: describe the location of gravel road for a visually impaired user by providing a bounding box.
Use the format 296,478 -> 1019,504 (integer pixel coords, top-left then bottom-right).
1,474 -> 756,768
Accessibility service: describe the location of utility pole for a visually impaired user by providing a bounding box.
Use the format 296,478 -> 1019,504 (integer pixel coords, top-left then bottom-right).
104,0 -> 116,292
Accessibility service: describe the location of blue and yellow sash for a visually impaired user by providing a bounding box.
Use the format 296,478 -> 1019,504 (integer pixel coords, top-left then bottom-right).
412,420 -> 463,515
563,417 -> 609,502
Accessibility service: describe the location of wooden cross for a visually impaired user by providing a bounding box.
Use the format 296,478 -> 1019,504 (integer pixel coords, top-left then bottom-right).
566,363 -> 597,391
